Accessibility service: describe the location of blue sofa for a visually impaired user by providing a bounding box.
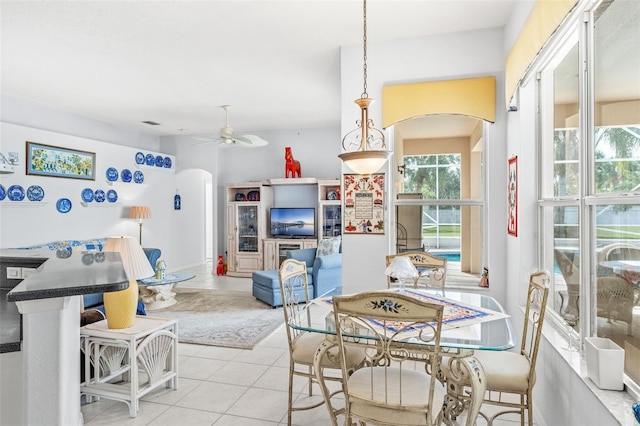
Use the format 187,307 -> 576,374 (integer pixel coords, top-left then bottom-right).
286,247 -> 342,298
251,246 -> 342,307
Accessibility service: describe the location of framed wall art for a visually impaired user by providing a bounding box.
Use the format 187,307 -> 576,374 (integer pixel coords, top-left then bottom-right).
508,156 -> 518,237
343,173 -> 385,234
26,141 -> 96,180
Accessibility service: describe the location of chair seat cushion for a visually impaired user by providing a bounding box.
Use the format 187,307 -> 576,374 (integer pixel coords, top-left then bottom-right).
347,367 -> 445,425
292,332 -> 363,369
474,350 -> 532,393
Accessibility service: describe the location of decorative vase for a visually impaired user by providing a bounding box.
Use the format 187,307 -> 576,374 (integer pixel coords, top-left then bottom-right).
585,337 -> 625,390
103,280 -> 138,329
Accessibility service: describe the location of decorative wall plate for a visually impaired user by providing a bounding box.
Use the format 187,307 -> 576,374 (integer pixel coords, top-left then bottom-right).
94,189 -> 106,203
135,152 -> 145,164
27,185 -> 45,201
134,170 -> 144,183
155,155 -> 164,167
56,198 -> 72,213
106,167 -> 118,181
107,189 -> 118,202
121,169 -> 132,182
8,185 -> 25,201
81,188 -> 94,202
164,157 -> 172,168
145,153 -> 155,166
0,184 -> 6,201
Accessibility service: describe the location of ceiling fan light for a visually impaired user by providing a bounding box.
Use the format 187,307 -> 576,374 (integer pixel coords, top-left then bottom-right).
338,150 -> 390,175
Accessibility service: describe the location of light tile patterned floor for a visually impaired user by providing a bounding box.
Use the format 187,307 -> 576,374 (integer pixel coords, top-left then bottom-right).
81,261 -> 532,425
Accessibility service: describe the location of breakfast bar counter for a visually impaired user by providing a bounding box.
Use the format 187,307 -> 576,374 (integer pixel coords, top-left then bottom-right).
2,248 -> 128,426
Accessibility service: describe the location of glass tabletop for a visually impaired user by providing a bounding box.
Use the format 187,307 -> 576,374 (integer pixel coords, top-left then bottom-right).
138,272 -> 195,286
292,289 -> 515,351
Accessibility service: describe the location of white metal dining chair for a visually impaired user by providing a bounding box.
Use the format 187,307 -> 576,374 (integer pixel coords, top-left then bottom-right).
386,251 -> 448,292
278,259 -> 364,426
332,291 -> 446,426
473,270 -> 550,426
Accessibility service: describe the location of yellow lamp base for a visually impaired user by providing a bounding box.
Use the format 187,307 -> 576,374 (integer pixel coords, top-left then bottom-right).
103,280 -> 138,329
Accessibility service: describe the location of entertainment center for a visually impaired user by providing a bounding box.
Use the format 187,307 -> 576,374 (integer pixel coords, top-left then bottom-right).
226,178 -> 341,277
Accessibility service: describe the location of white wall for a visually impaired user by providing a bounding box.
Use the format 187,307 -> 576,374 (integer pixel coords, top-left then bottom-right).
340,27 -> 510,301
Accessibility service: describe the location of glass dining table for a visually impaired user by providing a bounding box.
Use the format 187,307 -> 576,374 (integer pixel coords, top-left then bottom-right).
290,289 -> 515,426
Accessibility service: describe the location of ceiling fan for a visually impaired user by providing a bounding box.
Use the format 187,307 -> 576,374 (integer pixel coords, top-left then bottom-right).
193,105 -> 268,148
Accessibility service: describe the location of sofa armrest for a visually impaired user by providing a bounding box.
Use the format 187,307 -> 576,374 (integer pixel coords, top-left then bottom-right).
286,247 -> 317,268
314,253 -> 342,270
143,248 -> 161,269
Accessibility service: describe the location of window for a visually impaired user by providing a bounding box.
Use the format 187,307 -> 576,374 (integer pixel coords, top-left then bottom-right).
393,115 -> 486,282
539,0 -> 640,388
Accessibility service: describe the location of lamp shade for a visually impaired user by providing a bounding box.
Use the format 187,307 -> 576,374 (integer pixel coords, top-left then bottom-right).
102,236 -> 153,329
339,150 -> 390,175
129,206 -> 151,220
104,236 -> 154,280
385,256 -> 419,280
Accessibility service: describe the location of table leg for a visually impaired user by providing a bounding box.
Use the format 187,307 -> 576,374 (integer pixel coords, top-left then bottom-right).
441,353 -> 486,426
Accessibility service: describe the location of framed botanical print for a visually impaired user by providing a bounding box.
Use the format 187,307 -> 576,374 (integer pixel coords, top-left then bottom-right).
343,173 -> 385,234
508,156 -> 518,237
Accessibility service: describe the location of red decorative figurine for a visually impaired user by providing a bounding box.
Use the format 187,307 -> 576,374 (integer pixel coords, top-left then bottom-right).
216,255 -> 225,276
284,147 -> 301,178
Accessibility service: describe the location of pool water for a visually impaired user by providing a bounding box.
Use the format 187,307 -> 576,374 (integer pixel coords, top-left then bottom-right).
432,252 -> 461,262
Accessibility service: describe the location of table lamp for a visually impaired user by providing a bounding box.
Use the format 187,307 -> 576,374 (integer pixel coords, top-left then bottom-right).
129,206 -> 151,245
103,236 -> 154,329
385,256 -> 419,291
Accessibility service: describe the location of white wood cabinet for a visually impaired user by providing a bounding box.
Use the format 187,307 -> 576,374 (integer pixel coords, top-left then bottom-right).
226,182 -> 272,277
263,238 -> 318,270
318,179 -> 342,238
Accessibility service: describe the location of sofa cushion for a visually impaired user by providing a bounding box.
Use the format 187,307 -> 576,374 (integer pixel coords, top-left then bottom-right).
316,236 -> 341,256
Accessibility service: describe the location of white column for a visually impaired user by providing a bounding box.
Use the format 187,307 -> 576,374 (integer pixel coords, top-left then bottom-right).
16,295 -> 83,426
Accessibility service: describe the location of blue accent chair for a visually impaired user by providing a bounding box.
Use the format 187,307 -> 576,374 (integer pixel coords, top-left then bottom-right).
286,247 -> 342,299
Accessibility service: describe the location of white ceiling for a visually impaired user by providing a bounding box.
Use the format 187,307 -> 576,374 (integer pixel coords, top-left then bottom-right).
1,1 -> 519,139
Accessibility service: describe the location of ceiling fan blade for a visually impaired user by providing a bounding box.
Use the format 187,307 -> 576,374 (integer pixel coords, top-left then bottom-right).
192,136 -> 218,146
234,134 -> 269,147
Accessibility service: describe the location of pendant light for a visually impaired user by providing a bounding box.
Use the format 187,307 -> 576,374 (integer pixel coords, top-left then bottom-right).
338,0 -> 390,175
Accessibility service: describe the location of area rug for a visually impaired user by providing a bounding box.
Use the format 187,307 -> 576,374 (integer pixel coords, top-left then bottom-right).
151,288 -> 284,349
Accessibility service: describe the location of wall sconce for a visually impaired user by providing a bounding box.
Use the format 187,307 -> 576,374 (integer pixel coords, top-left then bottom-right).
398,164 -> 406,175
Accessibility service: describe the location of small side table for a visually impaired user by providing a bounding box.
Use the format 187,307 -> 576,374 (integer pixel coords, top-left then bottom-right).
138,272 -> 196,311
80,316 -> 178,417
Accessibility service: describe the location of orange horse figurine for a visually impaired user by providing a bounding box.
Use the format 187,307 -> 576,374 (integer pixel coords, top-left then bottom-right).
285,147 -> 301,178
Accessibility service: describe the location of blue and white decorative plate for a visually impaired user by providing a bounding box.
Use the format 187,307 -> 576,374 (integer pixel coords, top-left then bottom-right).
0,184 -> 6,201
94,189 -> 106,203
8,185 -> 25,201
81,188 -> 94,202
145,154 -> 155,166
106,189 -> 118,203
121,169 -> 132,182
134,170 -> 144,184
327,191 -> 338,201
56,198 -> 72,213
164,156 -> 172,168
135,152 -> 145,164
106,167 -> 119,182
155,155 -> 164,167
27,185 -> 45,201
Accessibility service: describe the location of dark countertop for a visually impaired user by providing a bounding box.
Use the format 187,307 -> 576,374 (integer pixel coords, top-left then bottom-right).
5,249 -> 128,302
1,249 -> 129,353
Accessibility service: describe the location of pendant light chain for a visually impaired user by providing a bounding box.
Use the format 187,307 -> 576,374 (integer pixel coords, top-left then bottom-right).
361,0 -> 368,99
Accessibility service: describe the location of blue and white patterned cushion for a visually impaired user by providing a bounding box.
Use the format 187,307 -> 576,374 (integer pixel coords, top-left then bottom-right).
316,236 -> 341,257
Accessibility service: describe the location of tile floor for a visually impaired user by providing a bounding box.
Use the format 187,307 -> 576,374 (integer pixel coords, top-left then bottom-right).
81,261 -> 531,425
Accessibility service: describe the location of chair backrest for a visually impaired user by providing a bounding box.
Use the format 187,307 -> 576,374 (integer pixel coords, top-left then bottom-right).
332,291 -> 444,416
553,248 -> 579,286
520,271 -> 550,378
278,259 -> 311,345
386,251 -> 447,290
600,242 -> 640,262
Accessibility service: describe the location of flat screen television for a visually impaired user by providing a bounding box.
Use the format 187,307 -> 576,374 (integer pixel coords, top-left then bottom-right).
270,207 -> 316,238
